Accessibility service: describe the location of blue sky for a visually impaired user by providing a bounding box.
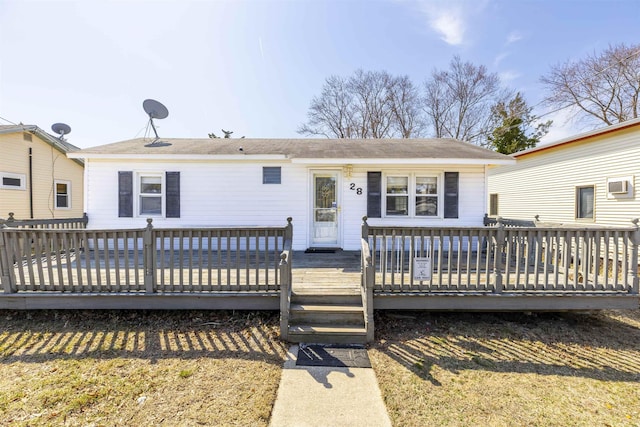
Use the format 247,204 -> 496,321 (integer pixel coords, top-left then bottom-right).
1,0 -> 639,148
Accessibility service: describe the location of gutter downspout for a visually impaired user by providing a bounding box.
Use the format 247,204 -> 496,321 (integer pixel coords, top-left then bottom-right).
29,147 -> 34,219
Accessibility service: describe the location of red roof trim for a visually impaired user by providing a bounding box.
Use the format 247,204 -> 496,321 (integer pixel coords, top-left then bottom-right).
514,119 -> 640,158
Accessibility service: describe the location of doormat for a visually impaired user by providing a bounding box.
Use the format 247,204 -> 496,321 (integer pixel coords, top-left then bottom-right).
296,345 -> 371,368
304,248 -> 338,253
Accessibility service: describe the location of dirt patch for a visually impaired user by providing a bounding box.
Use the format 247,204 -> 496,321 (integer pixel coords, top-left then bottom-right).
370,309 -> 640,427
0,310 -> 287,426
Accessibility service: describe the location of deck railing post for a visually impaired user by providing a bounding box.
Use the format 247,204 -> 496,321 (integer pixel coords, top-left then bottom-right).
143,218 -> 155,294
285,217 -> 293,244
361,240 -> 375,342
279,217 -> 293,341
629,218 -> 639,294
0,230 -> 16,293
493,217 -> 505,293
361,216 -> 369,240
279,252 -> 290,340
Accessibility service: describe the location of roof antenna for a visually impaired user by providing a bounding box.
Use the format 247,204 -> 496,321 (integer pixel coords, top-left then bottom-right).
142,99 -> 171,147
51,123 -> 71,141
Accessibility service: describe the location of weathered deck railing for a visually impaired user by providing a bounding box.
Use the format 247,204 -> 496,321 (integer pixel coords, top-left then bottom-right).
483,214 -> 537,228
0,212 -> 89,229
279,218 -> 293,340
361,219 -> 375,341
1,219 -> 292,296
364,217 -> 640,296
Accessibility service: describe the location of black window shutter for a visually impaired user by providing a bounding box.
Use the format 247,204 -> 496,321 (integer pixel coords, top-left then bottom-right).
166,171 -> 181,218
118,171 -> 133,218
367,172 -> 382,218
444,172 -> 459,218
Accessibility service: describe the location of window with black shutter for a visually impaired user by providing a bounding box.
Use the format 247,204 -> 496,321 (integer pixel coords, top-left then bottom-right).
118,171 -> 133,218
166,171 -> 180,218
367,172 -> 382,218
444,172 -> 459,218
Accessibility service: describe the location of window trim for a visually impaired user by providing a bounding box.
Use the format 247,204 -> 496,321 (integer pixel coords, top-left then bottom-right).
54,179 -> 71,209
137,173 -> 164,217
1,172 -> 26,190
382,172 -> 442,218
575,185 -> 595,221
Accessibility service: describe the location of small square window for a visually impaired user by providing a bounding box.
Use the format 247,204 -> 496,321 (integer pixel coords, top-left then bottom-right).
55,181 -> 71,209
263,167 -> 281,184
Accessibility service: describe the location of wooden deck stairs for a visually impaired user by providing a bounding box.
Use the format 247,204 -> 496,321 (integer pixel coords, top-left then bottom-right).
286,251 -> 367,344
287,289 -> 367,344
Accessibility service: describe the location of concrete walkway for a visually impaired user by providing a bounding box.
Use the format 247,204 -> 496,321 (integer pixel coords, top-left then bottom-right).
269,345 -> 392,427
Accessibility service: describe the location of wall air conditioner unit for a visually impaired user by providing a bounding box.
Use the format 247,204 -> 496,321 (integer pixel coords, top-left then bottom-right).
608,179 -> 628,194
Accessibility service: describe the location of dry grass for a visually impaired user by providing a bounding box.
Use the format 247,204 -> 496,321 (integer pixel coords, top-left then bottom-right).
370,309 -> 640,427
0,310 -> 287,426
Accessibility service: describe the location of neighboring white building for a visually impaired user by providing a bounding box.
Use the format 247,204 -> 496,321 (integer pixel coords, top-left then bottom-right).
69,137 -> 513,251
488,118 -> 640,227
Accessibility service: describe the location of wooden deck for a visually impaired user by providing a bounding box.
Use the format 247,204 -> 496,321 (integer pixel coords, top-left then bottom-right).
291,251 -> 360,295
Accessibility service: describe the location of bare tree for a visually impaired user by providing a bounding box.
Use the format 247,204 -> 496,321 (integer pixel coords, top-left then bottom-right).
423,56 -> 509,146
388,75 -> 426,138
299,70 -> 424,139
347,70 -> 396,138
541,43 -> 640,127
298,75 -> 356,138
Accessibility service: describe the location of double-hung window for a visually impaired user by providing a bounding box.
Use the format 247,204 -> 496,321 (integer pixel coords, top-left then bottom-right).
385,174 -> 439,217
139,175 -> 162,215
386,176 -> 409,215
415,176 -> 438,216
55,180 -> 71,209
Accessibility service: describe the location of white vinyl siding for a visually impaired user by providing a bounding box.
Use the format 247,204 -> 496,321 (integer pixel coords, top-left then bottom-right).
85,160 -> 488,250
488,125 -> 640,227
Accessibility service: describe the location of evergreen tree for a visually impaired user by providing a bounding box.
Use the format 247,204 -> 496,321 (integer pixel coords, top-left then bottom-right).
488,93 -> 552,154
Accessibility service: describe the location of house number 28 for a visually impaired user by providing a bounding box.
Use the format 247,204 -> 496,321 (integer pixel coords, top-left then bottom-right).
349,183 -> 363,195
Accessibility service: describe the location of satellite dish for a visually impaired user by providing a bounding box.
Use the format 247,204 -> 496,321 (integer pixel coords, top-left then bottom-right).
143,99 -> 169,120
51,123 -> 71,140
142,99 -> 169,143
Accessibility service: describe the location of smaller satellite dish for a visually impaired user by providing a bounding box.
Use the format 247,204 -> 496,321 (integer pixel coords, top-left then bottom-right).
51,123 -> 71,137
143,99 -> 169,120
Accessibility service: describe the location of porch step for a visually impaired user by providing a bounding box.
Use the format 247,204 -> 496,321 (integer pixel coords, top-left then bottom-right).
288,324 -> 368,344
291,293 -> 361,305
287,290 -> 368,343
290,303 -> 364,325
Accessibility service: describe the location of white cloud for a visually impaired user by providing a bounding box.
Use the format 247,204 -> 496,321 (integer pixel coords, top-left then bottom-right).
413,2 -> 467,46
429,9 -> 465,45
494,52 -> 509,67
506,31 -> 523,45
498,70 -> 520,83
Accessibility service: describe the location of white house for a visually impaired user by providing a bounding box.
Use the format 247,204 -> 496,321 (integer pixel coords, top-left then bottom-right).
488,118 -> 640,227
69,137 -> 513,251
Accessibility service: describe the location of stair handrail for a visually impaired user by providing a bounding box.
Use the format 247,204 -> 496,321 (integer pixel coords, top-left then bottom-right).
279,217 -> 293,340
361,216 -> 374,342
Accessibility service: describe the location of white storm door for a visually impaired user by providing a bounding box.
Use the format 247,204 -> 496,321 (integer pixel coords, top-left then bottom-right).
311,171 -> 340,246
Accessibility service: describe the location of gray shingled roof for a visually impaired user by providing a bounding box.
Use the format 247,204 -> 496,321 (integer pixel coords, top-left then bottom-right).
74,137 -> 512,161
